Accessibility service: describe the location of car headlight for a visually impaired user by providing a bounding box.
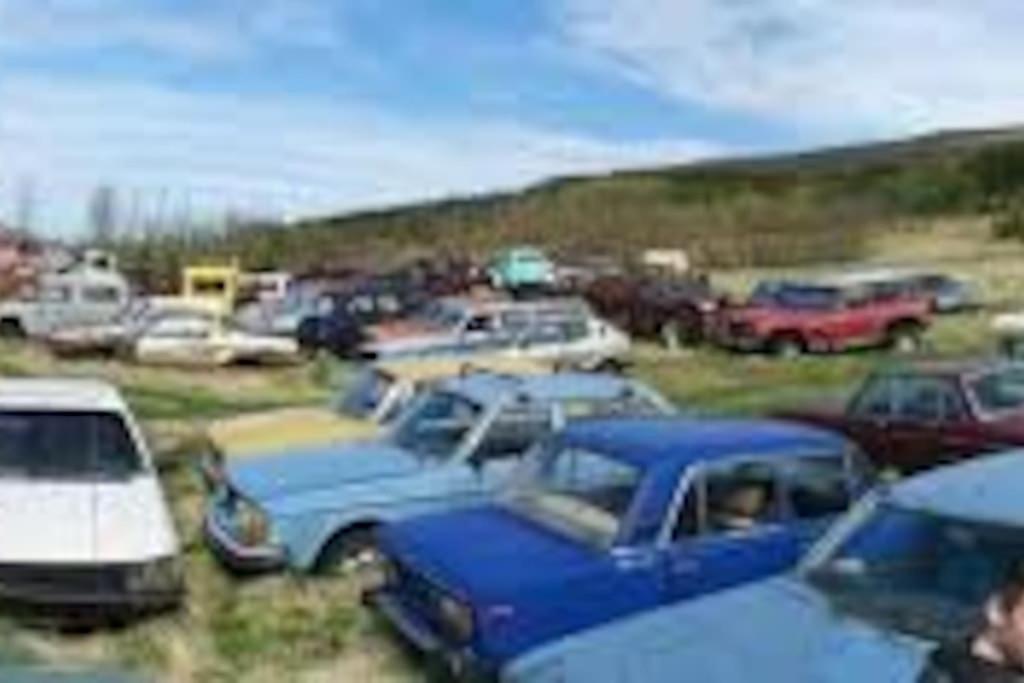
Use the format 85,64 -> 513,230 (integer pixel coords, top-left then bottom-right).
127,556 -> 183,593
438,594 -> 475,642
200,449 -> 227,491
234,497 -> 272,547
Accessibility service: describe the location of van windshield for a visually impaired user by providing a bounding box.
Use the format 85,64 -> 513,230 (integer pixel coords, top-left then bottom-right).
0,411 -> 143,481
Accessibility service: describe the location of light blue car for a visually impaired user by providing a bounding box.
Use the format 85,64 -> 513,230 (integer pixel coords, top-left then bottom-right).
203,372 -> 673,574
505,450 -> 1024,683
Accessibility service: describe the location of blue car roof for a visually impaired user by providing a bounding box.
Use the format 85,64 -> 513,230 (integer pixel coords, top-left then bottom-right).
439,372 -> 642,405
557,417 -> 850,470
891,449 -> 1024,526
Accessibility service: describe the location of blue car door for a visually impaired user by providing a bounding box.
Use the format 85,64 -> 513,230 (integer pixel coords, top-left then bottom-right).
661,459 -> 801,600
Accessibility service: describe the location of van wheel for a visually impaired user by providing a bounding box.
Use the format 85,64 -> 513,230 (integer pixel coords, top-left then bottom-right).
0,319 -> 25,339
887,322 -> 923,354
769,334 -> 804,359
314,526 -> 382,582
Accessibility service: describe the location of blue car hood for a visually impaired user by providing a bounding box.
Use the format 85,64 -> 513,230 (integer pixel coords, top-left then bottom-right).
385,505 -> 601,602
512,578 -> 931,683
226,441 -> 421,503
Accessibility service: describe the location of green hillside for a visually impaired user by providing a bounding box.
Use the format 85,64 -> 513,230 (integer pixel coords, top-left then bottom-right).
117,126 -> 1024,287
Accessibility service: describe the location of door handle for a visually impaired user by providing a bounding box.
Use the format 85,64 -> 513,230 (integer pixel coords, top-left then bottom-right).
671,558 -> 700,575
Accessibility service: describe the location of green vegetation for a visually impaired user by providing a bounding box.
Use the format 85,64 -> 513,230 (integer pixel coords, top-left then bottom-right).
113,128 -> 1024,290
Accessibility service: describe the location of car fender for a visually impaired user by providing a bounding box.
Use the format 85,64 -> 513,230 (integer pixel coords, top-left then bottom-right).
273,480 -> 486,571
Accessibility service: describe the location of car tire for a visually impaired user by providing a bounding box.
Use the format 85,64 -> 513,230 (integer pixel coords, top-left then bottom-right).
769,334 -> 804,359
887,322 -> 923,354
314,526 -> 382,581
0,318 -> 25,340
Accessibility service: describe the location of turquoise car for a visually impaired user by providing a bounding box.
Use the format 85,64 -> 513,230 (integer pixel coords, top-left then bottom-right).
488,248 -> 557,294
505,450 -> 1024,683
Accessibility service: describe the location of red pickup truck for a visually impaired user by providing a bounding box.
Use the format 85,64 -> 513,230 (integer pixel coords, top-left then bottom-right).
716,280 -> 932,357
778,360 -> 1024,473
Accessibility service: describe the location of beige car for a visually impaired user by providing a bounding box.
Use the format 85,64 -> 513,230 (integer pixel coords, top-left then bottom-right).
132,311 -> 301,367
205,355 -> 557,460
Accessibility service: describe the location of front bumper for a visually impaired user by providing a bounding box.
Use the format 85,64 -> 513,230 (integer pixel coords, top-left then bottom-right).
0,563 -> 182,622
367,588 -> 497,682
202,505 -> 285,574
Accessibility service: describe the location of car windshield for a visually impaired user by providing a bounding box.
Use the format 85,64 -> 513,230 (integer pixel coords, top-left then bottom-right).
509,444 -> 641,548
0,411 -> 143,481
803,502 -> 1024,644
390,390 -> 484,459
967,367 -> 1024,417
336,368 -> 396,420
771,284 -> 842,310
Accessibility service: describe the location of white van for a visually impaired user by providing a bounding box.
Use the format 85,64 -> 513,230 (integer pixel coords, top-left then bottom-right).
0,380 -> 182,617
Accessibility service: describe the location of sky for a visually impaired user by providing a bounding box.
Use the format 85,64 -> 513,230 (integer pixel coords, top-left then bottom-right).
2,0 -> 1024,235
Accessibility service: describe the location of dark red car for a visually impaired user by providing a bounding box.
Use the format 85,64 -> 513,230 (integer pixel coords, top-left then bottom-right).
585,274 -> 722,347
715,280 -> 932,357
778,360 -> 1024,473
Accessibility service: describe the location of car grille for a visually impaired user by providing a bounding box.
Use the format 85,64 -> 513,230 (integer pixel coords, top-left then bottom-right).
0,563 -> 129,599
392,561 -> 451,635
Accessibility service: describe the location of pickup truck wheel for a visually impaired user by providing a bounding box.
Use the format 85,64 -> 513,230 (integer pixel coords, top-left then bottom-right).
314,526 -> 382,583
769,334 -> 804,359
0,319 -> 25,339
887,322 -> 923,354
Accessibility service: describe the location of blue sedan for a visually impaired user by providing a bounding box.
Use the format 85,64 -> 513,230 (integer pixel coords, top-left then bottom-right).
203,372 -> 673,574
369,417 -> 873,679
503,448 -> 1024,683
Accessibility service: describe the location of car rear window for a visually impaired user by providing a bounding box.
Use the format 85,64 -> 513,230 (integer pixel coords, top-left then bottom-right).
0,411 -> 143,481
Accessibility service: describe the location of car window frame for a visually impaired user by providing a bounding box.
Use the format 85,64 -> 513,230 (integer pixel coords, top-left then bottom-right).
890,375 -> 968,424
848,374 -> 896,420
660,455 -> 790,547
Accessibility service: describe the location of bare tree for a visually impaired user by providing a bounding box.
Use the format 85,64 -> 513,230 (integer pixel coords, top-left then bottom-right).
14,177 -> 37,235
88,184 -> 119,246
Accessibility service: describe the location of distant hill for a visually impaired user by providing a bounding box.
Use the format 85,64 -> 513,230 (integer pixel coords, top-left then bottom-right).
117,125 -> 1024,287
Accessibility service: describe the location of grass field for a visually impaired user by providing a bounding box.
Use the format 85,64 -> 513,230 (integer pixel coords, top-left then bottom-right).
1,221 -> 1022,682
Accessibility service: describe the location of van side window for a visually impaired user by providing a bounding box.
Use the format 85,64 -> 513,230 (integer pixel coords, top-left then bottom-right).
40,285 -> 71,303
82,286 -> 122,304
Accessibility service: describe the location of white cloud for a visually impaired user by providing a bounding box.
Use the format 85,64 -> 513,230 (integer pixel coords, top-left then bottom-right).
0,0 -> 344,61
0,77 -> 722,235
558,0 -> 1024,136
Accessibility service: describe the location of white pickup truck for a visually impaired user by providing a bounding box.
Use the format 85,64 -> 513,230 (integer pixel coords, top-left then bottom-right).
0,263 -> 131,338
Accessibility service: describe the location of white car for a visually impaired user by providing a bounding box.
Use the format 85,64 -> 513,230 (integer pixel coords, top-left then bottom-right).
363,298 -> 631,370
993,312 -> 1024,358
132,312 -> 301,367
0,379 -> 182,617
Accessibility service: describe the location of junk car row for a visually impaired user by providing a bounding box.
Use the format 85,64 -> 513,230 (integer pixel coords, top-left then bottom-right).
4,244 -> 1024,683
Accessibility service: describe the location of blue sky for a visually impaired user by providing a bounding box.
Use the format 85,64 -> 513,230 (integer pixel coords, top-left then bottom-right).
2,0 -> 1024,235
